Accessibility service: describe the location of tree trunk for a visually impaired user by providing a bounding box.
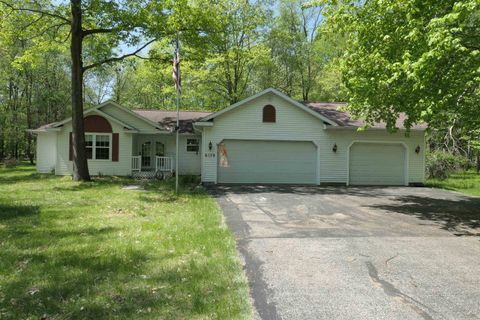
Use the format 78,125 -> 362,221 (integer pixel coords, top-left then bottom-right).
26,71 -> 34,164
71,0 -> 90,181
476,151 -> 480,174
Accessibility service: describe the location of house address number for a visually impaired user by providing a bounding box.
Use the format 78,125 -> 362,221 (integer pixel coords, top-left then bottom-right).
204,152 -> 216,158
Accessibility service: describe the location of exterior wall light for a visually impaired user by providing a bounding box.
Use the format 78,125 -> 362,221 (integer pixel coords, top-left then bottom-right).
333,143 -> 338,153
415,145 -> 421,154
208,141 -> 213,151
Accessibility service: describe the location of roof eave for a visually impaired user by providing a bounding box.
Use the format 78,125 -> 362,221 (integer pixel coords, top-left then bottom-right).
200,88 -> 339,126
324,126 -> 427,132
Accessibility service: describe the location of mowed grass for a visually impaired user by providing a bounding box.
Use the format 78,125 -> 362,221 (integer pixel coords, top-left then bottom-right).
0,164 -> 251,319
427,170 -> 480,197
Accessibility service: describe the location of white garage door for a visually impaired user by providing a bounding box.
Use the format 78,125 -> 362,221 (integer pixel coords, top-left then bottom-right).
218,140 -> 317,184
349,143 -> 406,186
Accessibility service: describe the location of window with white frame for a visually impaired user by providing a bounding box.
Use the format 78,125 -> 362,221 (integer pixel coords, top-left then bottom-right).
85,134 -> 111,160
186,138 -> 199,152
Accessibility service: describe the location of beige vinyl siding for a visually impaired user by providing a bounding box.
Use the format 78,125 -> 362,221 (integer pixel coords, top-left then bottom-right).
201,92 -> 426,185
101,104 -> 157,132
132,134 -> 201,175
320,130 -> 425,184
55,111 -> 133,176
36,132 -> 57,173
178,135 -> 202,175
202,93 -> 324,183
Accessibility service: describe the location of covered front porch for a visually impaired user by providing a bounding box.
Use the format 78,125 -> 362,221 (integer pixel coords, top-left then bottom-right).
131,134 -> 176,178
129,133 -> 201,179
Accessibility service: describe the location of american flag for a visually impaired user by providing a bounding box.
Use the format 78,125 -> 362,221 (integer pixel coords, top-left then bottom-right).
172,35 -> 181,94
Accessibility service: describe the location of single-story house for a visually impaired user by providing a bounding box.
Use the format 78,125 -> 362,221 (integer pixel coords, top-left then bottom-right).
32,88 -> 426,186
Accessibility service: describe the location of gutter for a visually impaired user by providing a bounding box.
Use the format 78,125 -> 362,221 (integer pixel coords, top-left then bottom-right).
324,126 -> 427,132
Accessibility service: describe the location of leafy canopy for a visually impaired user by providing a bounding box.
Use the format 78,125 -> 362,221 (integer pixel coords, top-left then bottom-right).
311,0 -> 480,132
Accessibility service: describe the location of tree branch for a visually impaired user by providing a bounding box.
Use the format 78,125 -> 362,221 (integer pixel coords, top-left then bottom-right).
82,39 -> 157,72
0,0 -> 70,23
82,28 -> 115,37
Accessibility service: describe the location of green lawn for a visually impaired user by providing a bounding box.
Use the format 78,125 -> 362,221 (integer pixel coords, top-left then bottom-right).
0,165 -> 251,319
427,170 -> 480,197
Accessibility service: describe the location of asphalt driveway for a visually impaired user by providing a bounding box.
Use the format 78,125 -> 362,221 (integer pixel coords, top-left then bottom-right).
209,186 -> 480,320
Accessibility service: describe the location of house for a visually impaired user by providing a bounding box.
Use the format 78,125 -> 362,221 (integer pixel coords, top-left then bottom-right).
32,101 -> 207,178
32,88 -> 426,186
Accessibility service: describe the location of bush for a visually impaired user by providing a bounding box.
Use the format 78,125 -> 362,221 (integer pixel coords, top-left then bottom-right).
2,158 -> 18,168
426,151 -> 470,179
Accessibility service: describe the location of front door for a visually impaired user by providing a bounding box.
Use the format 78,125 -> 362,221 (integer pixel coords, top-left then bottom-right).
141,141 -> 165,170
141,141 -> 152,168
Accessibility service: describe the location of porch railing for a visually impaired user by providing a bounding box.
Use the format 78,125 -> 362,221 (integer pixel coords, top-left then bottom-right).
155,156 -> 173,172
132,156 -> 141,172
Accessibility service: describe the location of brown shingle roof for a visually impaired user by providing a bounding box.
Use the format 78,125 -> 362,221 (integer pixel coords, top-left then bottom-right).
305,102 -> 427,130
34,102 -> 427,133
132,110 -> 212,133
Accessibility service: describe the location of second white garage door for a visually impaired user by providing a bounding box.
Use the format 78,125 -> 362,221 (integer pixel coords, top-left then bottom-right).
349,143 -> 407,186
217,140 -> 317,184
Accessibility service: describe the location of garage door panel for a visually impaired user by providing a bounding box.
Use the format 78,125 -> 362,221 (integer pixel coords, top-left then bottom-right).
218,140 -> 316,184
349,143 -> 406,186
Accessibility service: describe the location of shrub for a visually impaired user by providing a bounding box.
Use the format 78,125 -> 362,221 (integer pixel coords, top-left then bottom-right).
3,158 -> 18,168
426,151 -> 470,179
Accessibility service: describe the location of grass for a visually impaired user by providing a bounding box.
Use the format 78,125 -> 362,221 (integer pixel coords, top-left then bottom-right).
0,164 -> 251,319
427,170 -> 480,197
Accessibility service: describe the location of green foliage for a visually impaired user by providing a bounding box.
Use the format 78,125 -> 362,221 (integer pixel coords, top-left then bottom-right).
0,2 -> 72,160
0,164 -> 251,319
426,150 -> 471,179
427,170 -> 480,197
318,0 -> 480,132
266,0 -> 346,101
0,0 -> 349,159
116,0 -> 346,110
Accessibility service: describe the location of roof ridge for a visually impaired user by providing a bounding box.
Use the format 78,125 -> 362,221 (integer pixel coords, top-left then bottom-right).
303,101 -> 347,104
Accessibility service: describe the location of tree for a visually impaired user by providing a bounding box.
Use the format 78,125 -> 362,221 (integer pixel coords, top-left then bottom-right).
265,0 -> 346,101
112,0 -> 273,109
0,3 -> 72,162
270,0 -> 323,100
0,0 -> 210,180
311,0 -> 479,133
203,0 -> 272,104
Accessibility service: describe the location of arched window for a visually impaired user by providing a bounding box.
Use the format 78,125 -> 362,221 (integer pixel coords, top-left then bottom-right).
262,105 -> 276,123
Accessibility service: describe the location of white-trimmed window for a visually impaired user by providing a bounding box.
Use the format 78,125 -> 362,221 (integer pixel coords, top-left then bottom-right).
85,134 -> 111,160
186,138 -> 199,152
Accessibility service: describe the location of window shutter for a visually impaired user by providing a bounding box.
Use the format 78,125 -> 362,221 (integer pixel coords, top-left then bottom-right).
263,105 -> 276,122
69,132 -> 73,161
112,133 -> 119,162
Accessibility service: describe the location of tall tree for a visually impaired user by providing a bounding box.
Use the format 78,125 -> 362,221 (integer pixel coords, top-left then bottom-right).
0,2 -> 71,162
0,0 -> 210,180
205,0 -> 272,104
266,0 -> 346,101
312,0 -> 480,132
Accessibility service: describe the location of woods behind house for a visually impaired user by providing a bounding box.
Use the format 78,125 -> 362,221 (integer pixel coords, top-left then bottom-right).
0,0 -> 478,177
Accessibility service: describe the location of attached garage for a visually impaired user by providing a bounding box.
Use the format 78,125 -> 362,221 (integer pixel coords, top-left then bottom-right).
197,88 -> 426,186
349,142 -> 407,186
217,140 -> 317,184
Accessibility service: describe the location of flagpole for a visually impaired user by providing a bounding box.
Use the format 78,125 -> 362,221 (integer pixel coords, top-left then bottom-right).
175,32 -> 180,194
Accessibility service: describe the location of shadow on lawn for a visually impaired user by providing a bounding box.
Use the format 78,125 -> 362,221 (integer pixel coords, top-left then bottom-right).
0,204 -> 39,221
0,216 -> 223,319
0,172 -> 57,184
370,195 -> 480,236
1,228 -> 225,319
0,180 -> 233,319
